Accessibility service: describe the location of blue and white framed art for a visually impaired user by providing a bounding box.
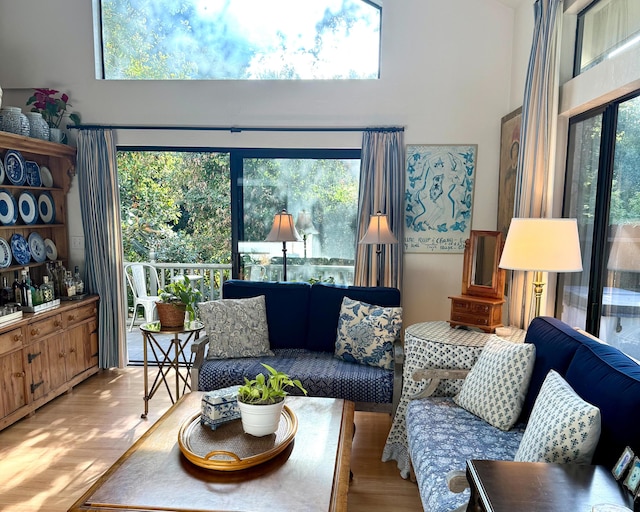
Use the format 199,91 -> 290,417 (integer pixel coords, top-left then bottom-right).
404,144 -> 477,253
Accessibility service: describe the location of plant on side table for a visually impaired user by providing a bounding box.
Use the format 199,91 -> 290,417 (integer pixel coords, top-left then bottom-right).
237,363 -> 307,437
156,275 -> 202,328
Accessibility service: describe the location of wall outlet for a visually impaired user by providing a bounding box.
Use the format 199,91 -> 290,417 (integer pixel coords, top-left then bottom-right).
71,236 -> 84,250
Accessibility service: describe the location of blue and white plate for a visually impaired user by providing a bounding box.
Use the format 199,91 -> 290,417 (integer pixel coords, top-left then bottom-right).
25,161 -> 41,187
0,238 -> 11,268
28,232 -> 47,263
0,159 -> 5,185
4,150 -> 26,186
40,165 -> 53,188
44,238 -> 57,261
18,191 -> 39,225
0,189 -> 18,226
38,191 -> 55,224
10,233 -> 31,265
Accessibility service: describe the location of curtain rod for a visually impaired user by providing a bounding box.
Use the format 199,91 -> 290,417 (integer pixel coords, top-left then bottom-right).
67,124 -> 404,133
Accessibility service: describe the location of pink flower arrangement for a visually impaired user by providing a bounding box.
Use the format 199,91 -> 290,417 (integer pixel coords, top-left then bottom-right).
26,88 -> 81,128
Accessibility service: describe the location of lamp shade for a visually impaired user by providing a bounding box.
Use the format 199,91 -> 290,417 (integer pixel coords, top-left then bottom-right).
499,218 -> 583,272
359,211 -> 398,245
295,210 -> 318,234
265,209 -> 301,242
607,224 -> 640,272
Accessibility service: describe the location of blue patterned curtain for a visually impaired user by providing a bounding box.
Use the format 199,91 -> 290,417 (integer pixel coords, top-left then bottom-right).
354,128 -> 405,289
509,0 -> 563,328
77,129 -> 127,368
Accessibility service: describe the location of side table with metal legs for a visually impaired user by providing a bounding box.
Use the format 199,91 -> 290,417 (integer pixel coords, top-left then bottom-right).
139,321 -> 204,419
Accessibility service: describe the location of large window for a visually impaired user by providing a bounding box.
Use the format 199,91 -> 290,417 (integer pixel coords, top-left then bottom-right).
558,92 -> 640,360
118,147 -> 361,284
99,0 -> 381,79
575,0 -> 640,76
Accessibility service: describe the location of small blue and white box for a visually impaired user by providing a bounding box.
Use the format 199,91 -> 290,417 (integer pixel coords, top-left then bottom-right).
201,385 -> 241,430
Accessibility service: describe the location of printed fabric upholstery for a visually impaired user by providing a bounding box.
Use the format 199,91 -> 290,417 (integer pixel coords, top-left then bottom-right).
334,297 -> 402,370
515,370 -> 601,464
406,397 -> 524,512
200,296 -> 274,359
454,337 -> 536,431
198,348 -> 393,404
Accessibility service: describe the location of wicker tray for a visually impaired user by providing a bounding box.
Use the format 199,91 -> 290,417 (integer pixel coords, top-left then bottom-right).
177,406 -> 297,471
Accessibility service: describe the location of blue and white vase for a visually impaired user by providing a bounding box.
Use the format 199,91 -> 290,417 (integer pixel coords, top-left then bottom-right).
0,107 -> 29,135
26,112 -> 50,141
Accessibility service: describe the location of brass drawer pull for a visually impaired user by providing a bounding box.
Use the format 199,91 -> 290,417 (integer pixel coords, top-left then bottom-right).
13,333 -> 23,342
54,320 -> 62,327
68,314 -> 77,321
31,328 -> 40,336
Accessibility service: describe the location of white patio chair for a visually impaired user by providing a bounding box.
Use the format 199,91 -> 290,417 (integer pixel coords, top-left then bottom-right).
125,263 -> 161,331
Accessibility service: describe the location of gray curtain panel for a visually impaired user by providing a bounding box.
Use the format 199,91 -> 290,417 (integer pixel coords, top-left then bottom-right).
77,129 -> 128,368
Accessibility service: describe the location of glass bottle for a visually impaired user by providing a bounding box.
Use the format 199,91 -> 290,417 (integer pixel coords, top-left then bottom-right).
28,270 -> 42,306
20,269 -> 33,307
0,276 -> 11,305
74,266 -> 84,295
40,276 -> 54,303
63,271 -> 76,297
12,271 -> 21,306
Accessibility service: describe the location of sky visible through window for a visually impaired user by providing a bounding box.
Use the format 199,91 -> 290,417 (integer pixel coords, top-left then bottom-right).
101,0 -> 381,79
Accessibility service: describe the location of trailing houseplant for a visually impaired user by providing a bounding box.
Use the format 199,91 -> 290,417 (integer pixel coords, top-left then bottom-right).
156,275 -> 202,327
237,364 -> 307,436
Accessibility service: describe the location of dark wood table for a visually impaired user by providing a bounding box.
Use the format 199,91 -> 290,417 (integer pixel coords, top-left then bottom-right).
69,393 -> 354,512
466,460 -> 635,512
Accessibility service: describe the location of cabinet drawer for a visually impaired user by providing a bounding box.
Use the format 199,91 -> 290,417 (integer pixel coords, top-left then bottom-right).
451,300 -> 471,313
470,303 -> 491,314
450,312 -> 490,326
28,314 -> 63,341
63,303 -> 98,328
0,327 -> 24,355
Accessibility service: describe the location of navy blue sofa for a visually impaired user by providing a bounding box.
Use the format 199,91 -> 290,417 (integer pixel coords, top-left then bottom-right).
406,316 -> 640,511
191,280 -> 402,412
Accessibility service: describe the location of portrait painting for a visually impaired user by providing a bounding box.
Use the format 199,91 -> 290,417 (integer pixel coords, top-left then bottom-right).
497,107 -> 522,238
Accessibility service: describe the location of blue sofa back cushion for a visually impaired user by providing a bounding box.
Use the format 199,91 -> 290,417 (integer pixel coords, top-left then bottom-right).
307,283 -> 401,353
521,317 -> 598,421
222,280 -> 311,350
565,342 -> 640,469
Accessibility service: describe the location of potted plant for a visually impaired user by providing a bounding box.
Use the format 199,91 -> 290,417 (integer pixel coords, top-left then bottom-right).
26,88 -> 81,143
237,363 -> 307,437
156,275 -> 202,328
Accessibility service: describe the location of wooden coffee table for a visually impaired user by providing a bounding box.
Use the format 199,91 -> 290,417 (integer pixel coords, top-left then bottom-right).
69,393 -> 355,512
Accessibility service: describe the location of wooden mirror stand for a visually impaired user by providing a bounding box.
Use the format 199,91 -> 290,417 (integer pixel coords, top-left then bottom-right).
449,230 -> 506,333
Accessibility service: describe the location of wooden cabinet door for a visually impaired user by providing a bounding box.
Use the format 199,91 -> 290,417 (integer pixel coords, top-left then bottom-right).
25,339 -> 51,401
0,350 -> 27,418
43,336 -> 67,393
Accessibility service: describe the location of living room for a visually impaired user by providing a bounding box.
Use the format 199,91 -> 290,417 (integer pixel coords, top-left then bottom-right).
1,0 -> 640,510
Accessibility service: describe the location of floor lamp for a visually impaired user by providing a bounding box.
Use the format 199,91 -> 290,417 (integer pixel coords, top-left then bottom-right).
265,209 -> 301,281
359,211 -> 398,287
499,218 -> 583,318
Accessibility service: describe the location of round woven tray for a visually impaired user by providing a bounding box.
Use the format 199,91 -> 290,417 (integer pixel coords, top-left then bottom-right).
178,406 -> 297,471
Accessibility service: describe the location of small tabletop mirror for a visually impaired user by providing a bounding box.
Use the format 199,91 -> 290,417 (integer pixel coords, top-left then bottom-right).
461,230 -> 505,300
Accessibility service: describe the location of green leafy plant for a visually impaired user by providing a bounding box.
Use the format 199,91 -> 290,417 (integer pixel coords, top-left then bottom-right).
26,88 -> 81,128
158,275 -> 202,321
238,364 -> 307,405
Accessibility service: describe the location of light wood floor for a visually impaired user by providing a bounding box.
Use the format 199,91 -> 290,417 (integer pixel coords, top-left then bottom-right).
0,367 -> 422,511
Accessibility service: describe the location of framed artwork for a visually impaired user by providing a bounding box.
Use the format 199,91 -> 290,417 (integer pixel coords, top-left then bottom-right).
624,456 -> 640,494
612,446 -> 634,480
497,107 -> 522,238
404,144 -> 478,253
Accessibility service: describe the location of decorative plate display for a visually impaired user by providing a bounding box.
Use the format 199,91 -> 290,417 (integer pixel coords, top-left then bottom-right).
0,159 -> 5,185
44,238 -> 57,261
28,232 -> 47,263
4,150 -> 26,186
38,191 -> 55,224
18,191 -> 39,225
0,237 -> 11,268
25,161 -> 41,187
40,166 -> 53,188
0,189 -> 18,226
10,233 -> 31,265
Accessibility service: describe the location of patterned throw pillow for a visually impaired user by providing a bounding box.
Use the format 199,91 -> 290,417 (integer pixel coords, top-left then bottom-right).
200,296 -> 274,360
334,297 -> 402,370
515,370 -> 601,464
454,336 -> 535,431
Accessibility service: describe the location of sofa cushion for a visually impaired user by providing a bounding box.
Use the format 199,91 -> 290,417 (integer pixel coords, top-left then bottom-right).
200,296 -> 274,359
515,370 -> 601,464
334,297 -> 402,370
454,337 -> 535,431
307,282 -> 401,353
521,316 -> 599,421
406,397 -> 524,512
198,348 -> 394,405
222,280 -> 311,349
564,343 -> 640,469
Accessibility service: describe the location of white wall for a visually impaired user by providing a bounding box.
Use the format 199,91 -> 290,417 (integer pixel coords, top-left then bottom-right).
0,0 -> 527,328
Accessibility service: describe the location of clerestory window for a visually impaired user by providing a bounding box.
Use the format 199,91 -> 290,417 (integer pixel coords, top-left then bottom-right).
97,0 -> 381,80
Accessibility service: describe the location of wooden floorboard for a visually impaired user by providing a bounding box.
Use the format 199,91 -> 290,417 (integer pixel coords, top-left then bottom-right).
0,367 -> 422,511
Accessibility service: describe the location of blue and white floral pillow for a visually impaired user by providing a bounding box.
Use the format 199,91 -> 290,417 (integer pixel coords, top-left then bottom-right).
334,297 -> 402,370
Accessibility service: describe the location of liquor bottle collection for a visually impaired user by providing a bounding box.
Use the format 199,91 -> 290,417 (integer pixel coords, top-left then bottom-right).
0,261 -> 84,312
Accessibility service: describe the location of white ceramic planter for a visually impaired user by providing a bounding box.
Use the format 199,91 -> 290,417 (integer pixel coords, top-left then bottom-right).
238,399 -> 284,437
